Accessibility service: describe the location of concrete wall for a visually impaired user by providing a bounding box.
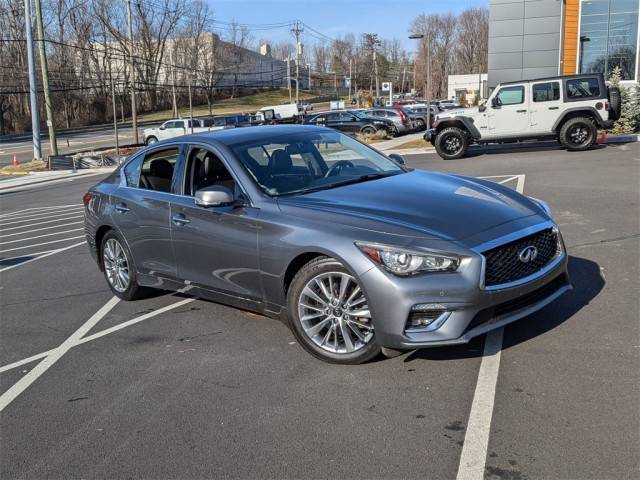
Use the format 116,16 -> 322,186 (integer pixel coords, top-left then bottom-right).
488,0 -> 564,88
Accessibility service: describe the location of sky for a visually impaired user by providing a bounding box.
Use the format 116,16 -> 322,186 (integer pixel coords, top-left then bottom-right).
206,0 -> 488,52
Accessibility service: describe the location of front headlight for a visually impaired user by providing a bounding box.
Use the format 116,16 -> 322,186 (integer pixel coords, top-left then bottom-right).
529,197 -> 552,218
356,242 -> 461,275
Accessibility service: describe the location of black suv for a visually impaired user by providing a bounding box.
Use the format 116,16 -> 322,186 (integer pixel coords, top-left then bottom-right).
304,110 -> 395,136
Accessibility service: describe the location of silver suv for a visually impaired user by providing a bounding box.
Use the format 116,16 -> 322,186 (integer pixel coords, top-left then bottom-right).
426,74 -> 621,159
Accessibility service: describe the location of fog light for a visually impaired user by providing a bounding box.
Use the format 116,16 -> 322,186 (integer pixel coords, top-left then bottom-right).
406,304 -> 450,332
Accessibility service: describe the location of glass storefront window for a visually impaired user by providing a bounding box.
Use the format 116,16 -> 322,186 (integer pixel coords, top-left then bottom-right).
579,0 -> 639,80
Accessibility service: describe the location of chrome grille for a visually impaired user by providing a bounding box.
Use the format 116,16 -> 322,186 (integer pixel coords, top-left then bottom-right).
482,228 -> 559,287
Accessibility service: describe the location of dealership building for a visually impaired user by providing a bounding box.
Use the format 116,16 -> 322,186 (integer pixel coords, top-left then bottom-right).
488,0 -> 640,87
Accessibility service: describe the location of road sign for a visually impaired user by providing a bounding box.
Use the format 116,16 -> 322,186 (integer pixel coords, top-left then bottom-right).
382,82 -> 391,92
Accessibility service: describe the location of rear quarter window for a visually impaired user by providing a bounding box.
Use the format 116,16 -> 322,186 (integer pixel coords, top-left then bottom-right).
123,155 -> 143,187
566,78 -> 601,100
533,82 -> 560,102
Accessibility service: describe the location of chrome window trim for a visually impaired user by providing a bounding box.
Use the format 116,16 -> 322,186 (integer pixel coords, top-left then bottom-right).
471,220 -> 564,291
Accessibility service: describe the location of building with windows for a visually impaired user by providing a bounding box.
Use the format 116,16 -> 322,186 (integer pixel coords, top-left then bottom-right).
488,0 -> 639,87
447,73 -> 489,103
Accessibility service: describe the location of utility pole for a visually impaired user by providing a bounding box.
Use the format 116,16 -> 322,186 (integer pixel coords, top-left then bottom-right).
401,65 -> 406,95
307,63 -> 311,91
34,0 -> 56,156
24,0 -> 41,161
373,49 -> 379,98
409,32 -> 431,129
348,58 -> 352,99
126,0 -> 139,144
286,57 -> 292,102
170,46 -> 178,118
291,20 -> 303,104
188,74 -> 193,134
108,56 -> 120,159
333,72 -> 337,96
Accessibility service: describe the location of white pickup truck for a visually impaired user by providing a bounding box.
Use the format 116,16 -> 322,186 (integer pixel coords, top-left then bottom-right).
143,118 -> 224,145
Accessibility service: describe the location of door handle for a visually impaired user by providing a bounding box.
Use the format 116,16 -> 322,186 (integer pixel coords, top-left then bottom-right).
516,109 -> 527,113
115,203 -> 129,213
548,106 -> 559,110
172,214 -> 190,226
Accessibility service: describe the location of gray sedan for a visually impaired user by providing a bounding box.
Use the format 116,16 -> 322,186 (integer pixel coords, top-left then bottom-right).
84,125 -> 570,364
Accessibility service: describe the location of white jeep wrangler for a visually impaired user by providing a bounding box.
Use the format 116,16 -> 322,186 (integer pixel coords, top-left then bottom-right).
426,74 -> 621,160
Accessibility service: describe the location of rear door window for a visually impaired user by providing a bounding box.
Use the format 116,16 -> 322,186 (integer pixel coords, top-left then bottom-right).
139,147 -> 180,193
532,82 -> 560,102
566,78 -> 601,100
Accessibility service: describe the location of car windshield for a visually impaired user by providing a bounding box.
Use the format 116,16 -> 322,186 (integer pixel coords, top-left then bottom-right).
230,130 -> 405,196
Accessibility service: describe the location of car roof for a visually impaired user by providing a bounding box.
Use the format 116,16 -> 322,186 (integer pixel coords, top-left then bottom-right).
189,124 -> 330,146
499,73 -> 605,86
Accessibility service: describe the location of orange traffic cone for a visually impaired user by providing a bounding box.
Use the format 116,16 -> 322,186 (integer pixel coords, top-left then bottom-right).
597,130 -> 607,145
12,155 -> 19,166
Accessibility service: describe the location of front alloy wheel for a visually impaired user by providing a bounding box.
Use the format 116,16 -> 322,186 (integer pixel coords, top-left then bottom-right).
288,257 -> 380,364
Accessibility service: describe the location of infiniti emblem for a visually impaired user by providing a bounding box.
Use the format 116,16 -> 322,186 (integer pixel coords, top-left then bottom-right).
518,245 -> 538,263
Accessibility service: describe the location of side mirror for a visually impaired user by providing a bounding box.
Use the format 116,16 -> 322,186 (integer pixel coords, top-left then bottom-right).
491,97 -> 500,108
159,126 -> 166,130
478,105 -> 487,112
388,153 -> 405,165
195,185 -> 234,207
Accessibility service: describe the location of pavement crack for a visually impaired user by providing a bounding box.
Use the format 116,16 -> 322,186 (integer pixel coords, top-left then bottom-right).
178,331 -> 222,342
568,232 -> 640,249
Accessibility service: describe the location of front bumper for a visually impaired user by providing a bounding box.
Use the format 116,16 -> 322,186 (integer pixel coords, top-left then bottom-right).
359,237 -> 571,350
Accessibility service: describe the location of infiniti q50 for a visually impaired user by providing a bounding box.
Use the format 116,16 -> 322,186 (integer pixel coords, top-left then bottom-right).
84,125 -> 571,364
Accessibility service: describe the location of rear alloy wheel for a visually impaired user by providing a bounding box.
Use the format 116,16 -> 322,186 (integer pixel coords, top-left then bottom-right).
101,231 -> 150,300
145,136 -> 158,145
288,257 -> 380,364
434,127 -> 469,160
361,126 -> 376,136
559,117 -> 596,151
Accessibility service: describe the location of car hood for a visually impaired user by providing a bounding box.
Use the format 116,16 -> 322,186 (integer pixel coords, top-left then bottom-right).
437,107 -> 479,119
277,170 -> 542,241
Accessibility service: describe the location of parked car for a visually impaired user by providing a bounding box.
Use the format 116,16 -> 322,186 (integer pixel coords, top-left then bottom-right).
366,107 -> 416,135
257,103 -> 299,123
426,73 -> 620,159
143,118 -> 222,145
405,105 -> 441,130
85,125 -> 570,364
304,110 -> 395,136
437,99 -> 461,110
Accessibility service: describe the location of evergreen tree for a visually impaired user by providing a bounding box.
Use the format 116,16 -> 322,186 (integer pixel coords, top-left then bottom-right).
608,67 -> 640,134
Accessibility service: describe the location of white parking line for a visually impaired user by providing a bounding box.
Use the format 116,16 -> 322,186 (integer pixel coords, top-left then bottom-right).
0,215 -> 84,232
0,235 -> 85,253
455,329 -> 504,480
0,204 -> 81,218
0,241 -> 85,273
455,174 -> 525,480
0,221 -> 84,238
0,228 -> 84,245
0,296 -> 120,413
0,205 -> 83,222
0,210 -> 85,227
0,297 -> 195,374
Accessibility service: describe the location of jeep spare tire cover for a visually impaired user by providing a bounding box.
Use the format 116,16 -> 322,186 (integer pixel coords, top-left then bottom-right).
608,85 -> 621,121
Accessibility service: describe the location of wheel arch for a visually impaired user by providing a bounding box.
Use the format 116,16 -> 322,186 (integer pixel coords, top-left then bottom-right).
435,117 -> 480,140
552,107 -> 602,132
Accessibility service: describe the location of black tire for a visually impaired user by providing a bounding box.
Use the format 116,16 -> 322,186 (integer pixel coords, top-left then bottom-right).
434,127 -> 469,160
559,116 -> 597,151
100,230 -> 151,301
145,136 -> 158,145
287,256 -> 381,364
416,118 -> 426,131
360,126 -> 376,136
608,85 -> 621,122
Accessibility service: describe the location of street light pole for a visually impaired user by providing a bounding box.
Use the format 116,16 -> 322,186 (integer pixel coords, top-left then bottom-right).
126,0 -> 139,144
409,32 -> 431,130
24,0 -> 41,161
34,0 -> 57,156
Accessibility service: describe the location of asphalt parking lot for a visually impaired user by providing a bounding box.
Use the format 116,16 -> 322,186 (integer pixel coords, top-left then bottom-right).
1,141 -> 638,479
